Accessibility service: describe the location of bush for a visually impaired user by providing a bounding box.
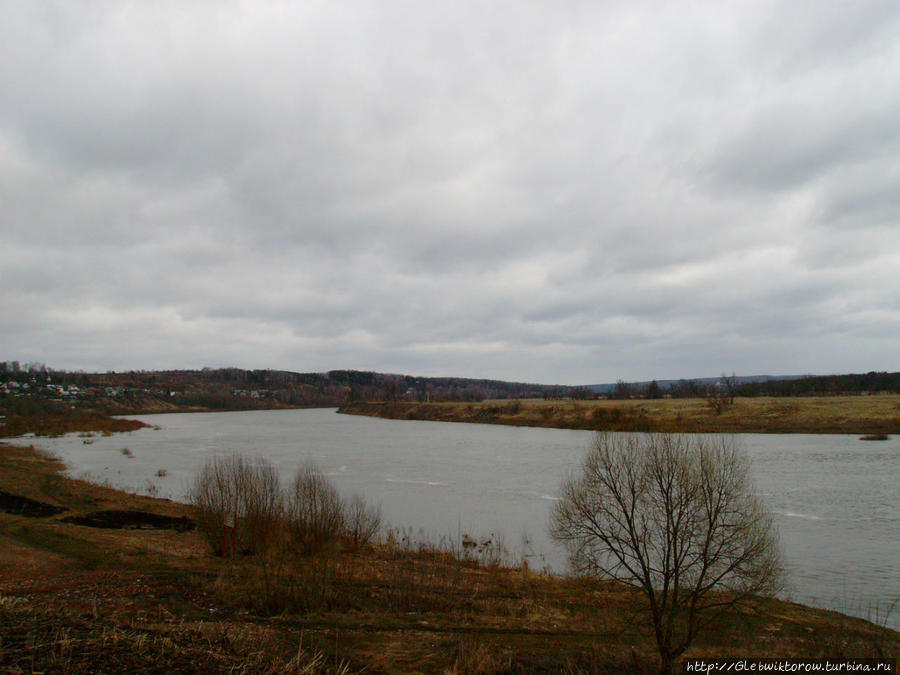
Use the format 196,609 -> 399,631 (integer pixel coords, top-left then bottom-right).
215,545 -> 348,615
285,460 -> 345,553
189,454 -> 283,555
344,493 -> 382,550
191,455 -> 382,558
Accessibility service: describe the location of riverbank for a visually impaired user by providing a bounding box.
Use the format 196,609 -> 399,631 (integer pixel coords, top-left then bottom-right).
0,400 -> 148,437
338,395 -> 900,434
0,394 -> 311,438
1,440 -> 897,673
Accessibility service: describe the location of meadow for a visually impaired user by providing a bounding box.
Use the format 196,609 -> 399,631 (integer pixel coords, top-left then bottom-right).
340,394 -> 900,435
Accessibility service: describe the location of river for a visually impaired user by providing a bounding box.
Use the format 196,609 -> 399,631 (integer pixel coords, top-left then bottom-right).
22,407 -> 900,629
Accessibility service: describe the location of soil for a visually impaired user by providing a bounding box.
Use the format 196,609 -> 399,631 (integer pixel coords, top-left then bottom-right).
0,488 -> 68,518
61,510 -> 195,532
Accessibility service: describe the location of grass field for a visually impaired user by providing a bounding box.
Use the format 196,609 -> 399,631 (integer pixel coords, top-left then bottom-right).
1,440 -> 897,673
340,394 -> 900,435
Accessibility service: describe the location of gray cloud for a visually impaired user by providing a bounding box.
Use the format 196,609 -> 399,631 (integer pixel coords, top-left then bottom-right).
2,1 -> 900,383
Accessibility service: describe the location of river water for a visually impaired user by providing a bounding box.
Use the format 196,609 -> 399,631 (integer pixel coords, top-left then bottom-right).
22,408 -> 900,629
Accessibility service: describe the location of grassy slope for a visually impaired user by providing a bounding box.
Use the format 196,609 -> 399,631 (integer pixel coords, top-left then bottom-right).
339,395 -> 900,434
1,442 -> 897,673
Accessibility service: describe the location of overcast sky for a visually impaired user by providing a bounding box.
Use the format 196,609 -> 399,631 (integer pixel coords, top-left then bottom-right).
2,1 -> 899,385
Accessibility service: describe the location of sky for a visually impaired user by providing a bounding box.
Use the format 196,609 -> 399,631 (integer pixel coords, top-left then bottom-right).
2,1 -> 900,385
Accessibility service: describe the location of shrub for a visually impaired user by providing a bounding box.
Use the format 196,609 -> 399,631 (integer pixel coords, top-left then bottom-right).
189,454 -> 283,555
504,400 -> 522,415
344,493 -> 382,550
216,548 -> 346,615
285,460 -> 345,553
191,455 -> 382,557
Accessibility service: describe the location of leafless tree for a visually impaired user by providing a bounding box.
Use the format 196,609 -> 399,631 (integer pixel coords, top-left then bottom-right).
722,372 -> 738,405
551,433 -> 784,675
704,373 -> 739,414
705,390 -> 730,415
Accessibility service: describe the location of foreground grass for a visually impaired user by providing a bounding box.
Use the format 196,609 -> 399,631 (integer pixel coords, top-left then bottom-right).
1,442 -> 897,673
340,395 -> 900,434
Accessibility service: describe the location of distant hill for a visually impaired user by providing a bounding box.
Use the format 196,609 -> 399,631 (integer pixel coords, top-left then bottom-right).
2,361 -> 898,415
588,372 -> 900,398
0,362 -> 571,411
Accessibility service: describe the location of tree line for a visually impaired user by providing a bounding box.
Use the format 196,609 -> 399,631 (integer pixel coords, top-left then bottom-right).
3,362 -> 898,406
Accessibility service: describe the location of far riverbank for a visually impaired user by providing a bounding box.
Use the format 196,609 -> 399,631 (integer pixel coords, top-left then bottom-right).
338,394 -> 900,434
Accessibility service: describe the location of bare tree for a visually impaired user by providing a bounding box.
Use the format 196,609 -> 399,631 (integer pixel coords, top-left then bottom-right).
704,373 -> 737,415
722,372 -> 738,405
551,433 -> 784,675
705,389 -> 731,415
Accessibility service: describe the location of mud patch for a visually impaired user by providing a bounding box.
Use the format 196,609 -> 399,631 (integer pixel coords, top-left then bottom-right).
0,490 -> 68,518
62,510 -> 195,532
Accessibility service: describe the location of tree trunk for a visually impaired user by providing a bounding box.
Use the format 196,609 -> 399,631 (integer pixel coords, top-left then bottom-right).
657,646 -> 674,675
658,656 -> 674,675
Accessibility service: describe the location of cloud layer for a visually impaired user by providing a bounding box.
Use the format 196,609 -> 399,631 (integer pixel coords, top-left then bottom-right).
3,1 -> 900,383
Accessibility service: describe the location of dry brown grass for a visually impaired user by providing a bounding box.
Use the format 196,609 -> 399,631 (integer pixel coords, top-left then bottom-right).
1,441 -> 897,674
341,394 -> 900,434
0,406 -> 147,438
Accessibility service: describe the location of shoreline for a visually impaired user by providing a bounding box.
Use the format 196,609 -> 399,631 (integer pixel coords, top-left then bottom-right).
7,393 -> 900,438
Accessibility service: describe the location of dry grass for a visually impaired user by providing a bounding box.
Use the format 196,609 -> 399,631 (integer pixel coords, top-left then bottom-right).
1,441 -> 897,673
341,395 -> 900,434
0,401 -> 147,438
